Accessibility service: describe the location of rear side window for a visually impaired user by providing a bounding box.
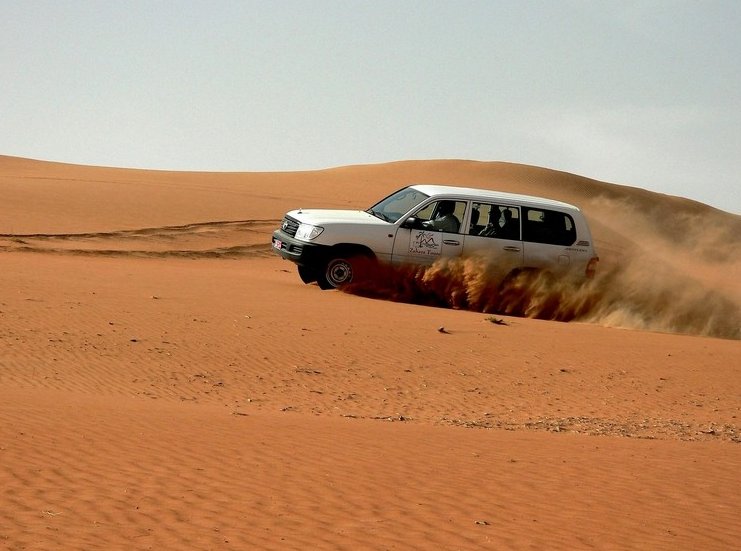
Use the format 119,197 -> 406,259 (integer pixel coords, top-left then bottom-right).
522,208 -> 576,246
469,203 -> 520,240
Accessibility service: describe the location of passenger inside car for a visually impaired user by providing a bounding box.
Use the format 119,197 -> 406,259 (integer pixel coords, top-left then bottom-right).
499,208 -> 520,240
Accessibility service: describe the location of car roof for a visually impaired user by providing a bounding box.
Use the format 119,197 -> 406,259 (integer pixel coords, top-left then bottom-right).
409,184 -> 581,212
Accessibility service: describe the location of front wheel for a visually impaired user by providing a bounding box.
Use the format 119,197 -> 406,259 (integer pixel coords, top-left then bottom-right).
297,265 -> 317,284
317,257 -> 355,289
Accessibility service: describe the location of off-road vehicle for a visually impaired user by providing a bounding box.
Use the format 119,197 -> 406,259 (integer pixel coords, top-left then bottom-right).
272,184 -> 599,289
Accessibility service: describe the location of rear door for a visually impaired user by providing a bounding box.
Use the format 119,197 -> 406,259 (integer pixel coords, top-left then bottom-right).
462,203 -> 524,278
521,207 -> 577,273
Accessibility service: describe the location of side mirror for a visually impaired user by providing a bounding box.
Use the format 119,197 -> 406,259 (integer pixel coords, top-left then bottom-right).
401,216 -> 418,229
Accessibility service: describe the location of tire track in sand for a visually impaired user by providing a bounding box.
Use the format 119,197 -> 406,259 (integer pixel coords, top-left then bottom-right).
0,219 -> 279,258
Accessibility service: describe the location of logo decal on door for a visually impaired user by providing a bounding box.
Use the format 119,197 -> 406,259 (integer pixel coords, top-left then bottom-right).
409,231 -> 441,256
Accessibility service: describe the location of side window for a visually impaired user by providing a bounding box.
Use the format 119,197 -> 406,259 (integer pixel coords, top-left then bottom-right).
522,208 -> 576,246
414,200 -> 466,233
414,202 -> 437,220
470,203 -> 520,240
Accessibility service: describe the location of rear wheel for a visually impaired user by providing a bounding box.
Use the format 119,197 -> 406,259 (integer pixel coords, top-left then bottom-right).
497,269 -> 557,317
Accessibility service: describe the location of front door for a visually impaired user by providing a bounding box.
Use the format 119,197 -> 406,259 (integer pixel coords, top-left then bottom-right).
391,226 -> 463,266
390,199 -> 467,266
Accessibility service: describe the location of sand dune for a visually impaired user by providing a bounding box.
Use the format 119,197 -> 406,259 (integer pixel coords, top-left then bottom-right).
1,156 -> 739,549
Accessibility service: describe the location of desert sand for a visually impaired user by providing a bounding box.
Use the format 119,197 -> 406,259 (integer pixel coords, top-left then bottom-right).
1,155 -> 739,550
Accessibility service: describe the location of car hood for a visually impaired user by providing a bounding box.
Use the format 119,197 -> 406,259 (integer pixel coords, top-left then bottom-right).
287,209 -> 389,226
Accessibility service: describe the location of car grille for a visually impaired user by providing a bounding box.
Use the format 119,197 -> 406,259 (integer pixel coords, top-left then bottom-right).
280,216 -> 300,237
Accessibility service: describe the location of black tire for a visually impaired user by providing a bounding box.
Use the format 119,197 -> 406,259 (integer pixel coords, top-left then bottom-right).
297,265 -> 317,284
317,257 -> 355,290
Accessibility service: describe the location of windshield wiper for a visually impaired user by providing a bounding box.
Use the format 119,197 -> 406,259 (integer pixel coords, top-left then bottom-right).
366,208 -> 390,222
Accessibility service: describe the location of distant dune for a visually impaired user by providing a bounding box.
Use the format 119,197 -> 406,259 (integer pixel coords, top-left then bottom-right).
1,155 -> 739,550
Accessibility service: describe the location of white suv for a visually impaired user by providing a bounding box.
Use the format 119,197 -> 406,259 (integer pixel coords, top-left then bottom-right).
272,184 -> 599,289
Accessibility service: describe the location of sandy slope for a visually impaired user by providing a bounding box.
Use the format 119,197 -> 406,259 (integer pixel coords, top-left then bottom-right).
1,156 -> 739,550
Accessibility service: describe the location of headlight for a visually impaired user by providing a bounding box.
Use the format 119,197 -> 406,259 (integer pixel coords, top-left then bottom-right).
295,224 -> 324,241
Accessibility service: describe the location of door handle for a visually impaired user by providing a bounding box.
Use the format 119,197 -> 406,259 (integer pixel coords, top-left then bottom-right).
503,246 -> 521,252
443,240 -> 461,246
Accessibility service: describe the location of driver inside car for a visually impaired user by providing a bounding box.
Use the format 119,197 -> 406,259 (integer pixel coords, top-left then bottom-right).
422,200 -> 460,233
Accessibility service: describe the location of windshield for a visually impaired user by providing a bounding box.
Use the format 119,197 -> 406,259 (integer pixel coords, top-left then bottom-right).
366,187 -> 429,223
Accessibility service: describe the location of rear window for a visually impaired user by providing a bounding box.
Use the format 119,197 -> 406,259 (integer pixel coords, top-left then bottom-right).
522,208 -> 576,246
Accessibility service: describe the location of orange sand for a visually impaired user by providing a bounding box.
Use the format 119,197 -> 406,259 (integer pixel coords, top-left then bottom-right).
1,156 -> 739,550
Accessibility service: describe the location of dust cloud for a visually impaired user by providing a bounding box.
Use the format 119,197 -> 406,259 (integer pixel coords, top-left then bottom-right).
347,190 -> 740,340
346,252 -> 741,340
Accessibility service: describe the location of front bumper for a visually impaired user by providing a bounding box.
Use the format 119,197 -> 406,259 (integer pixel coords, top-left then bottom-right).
271,230 -> 329,266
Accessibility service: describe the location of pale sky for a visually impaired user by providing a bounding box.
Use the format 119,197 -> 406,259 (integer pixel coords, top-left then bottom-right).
2,1 -> 739,213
